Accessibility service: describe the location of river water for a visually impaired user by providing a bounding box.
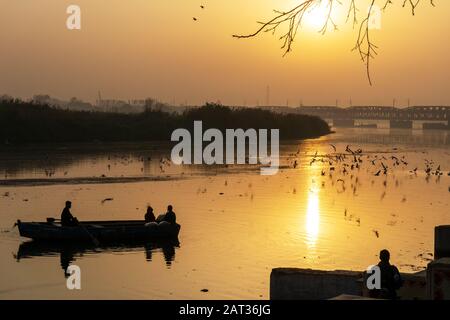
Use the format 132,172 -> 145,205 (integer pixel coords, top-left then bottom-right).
0,128 -> 449,299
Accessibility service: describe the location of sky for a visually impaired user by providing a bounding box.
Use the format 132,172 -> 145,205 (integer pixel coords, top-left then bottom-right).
0,0 -> 449,107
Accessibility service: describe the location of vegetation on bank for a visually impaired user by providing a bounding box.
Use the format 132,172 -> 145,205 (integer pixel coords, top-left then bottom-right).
0,99 -> 331,144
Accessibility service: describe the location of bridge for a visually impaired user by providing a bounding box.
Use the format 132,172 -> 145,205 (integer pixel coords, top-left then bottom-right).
294,106 -> 450,129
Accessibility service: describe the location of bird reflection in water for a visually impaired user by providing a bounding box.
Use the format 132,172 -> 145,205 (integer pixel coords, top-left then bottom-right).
15,239 -> 180,277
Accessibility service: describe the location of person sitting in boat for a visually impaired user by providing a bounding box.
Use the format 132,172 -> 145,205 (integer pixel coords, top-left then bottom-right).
145,206 -> 156,223
61,201 -> 79,227
162,205 -> 176,224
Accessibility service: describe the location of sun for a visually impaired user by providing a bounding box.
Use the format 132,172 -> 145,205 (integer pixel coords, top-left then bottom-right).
303,1 -> 333,30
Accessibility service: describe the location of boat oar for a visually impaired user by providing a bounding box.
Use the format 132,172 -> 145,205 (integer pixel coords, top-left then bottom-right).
78,221 -> 100,246
47,217 -> 100,246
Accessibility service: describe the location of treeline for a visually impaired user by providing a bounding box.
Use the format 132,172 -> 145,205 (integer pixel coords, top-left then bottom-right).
0,100 -> 330,144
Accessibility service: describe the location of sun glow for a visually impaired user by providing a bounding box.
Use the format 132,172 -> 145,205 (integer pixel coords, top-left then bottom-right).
303,1 -> 336,30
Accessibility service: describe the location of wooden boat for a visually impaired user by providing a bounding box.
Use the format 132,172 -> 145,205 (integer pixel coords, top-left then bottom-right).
16,219 -> 181,243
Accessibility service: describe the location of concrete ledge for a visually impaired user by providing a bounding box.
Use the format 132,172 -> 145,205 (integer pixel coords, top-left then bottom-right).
329,294 -> 378,300
270,268 -> 363,300
398,272 -> 427,300
271,268 -> 427,300
435,226 -> 450,259
427,258 -> 450,300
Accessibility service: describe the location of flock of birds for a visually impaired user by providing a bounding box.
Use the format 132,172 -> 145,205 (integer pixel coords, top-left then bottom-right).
291,143 -> 449,183
287,143 -> 450,240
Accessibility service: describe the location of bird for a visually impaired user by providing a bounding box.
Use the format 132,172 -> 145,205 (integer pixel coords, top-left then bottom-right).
374,170 -> 381,176
101,198 -> 113,204
346,145 -> 355,154
200,5 -> 205,9
329,144 -> 336,152
193,17 -> 198,21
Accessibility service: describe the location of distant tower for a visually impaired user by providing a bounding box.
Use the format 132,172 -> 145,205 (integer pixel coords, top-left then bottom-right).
97,90 -> 102,106
349,98 -> 353,107
393,98 -> 396,108
266,85 -> 270,106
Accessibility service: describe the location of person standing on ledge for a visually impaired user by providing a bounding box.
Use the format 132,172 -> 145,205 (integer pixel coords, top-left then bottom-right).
61,201 -> 79,227
372,249 -> 403,299
163,205 -> 176,224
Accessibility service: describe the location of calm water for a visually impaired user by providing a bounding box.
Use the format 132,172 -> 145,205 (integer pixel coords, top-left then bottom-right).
0,128 -> 449,299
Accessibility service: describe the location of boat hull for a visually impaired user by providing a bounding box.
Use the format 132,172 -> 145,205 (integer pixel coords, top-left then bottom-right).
17,220 -> 180,242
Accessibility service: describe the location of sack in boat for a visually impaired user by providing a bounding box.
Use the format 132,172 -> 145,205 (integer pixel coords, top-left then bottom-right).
144,222 -> 158,229
158,220 -> 172,230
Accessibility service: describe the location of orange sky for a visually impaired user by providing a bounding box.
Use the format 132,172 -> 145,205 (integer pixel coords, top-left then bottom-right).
0,0 -> 449,106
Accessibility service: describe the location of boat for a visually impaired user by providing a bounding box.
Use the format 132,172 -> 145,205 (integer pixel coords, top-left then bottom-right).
16,219 -> 181,243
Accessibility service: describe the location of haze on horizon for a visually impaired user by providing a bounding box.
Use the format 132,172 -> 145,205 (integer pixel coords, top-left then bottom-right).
0,0 -> 449,107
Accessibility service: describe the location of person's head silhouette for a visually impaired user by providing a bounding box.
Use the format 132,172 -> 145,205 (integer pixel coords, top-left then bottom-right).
65,201 -> 72,209
380,249 -> 390,263
147,206 -> 153,213
167,205 -> 173,212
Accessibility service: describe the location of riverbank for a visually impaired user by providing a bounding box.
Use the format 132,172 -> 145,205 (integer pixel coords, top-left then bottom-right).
0,100 -> 331,144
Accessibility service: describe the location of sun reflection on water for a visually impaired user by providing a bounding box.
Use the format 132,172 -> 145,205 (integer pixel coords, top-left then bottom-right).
305,186 -> 320,248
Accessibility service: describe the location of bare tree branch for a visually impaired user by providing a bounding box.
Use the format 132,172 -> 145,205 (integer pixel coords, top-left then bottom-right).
233,0 -> 436,85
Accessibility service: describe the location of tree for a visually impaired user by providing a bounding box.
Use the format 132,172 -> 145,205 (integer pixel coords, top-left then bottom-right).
233,0 -> 436,85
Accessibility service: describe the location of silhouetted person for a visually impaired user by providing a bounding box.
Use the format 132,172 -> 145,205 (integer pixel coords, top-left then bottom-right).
371,249 -> 403,299
163,205 -> 176,224
61,201 -> 78,227
145,206 -> 156,223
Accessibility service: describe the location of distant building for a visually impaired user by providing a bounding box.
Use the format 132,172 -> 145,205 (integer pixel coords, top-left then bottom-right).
32,95 -> 96,112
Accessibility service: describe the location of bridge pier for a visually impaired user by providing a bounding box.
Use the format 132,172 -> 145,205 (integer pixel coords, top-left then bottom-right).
353,119 -> 390,129
332,119 -> 354,127
390,120 -> 412,129
413,120 -> 449,130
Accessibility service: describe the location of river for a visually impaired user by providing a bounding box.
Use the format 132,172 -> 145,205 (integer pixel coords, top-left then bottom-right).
0,128 -> 449,299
